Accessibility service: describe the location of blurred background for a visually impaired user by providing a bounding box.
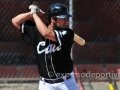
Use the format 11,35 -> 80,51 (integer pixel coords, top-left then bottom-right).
0,0 -> 119,90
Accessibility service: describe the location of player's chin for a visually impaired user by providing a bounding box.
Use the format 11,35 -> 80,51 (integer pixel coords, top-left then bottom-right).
62,25 -> 68,28
58,25 -> 68,29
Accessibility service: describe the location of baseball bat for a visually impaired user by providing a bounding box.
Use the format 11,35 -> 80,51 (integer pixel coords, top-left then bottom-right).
29,5 -> 85,46
103,65 -> 115,90
111,75 -> 118,90
83,69 -> 93,90
74,66 -> 84,90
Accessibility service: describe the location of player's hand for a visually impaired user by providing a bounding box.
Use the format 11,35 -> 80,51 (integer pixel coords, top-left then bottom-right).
29,5 -> 45,16
29,5 -> 40,15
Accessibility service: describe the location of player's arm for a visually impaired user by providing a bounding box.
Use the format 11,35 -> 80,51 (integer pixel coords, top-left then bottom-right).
32,13 -> 56,42
29,5 -> 56,41
12,12 -> 32,29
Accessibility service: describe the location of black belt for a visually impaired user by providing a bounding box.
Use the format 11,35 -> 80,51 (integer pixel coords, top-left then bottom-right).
40,76 -> 71,84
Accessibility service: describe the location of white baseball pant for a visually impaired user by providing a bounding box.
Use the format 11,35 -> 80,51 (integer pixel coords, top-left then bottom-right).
39,72 -> 79,90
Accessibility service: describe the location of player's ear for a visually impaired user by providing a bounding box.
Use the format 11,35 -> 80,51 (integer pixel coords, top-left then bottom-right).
51,17 -> 56,23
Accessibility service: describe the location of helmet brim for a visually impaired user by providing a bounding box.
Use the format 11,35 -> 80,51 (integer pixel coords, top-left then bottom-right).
54,14 -> 72,18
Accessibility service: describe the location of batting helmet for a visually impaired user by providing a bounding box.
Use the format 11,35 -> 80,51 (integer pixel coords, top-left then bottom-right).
47,3 -> 72,19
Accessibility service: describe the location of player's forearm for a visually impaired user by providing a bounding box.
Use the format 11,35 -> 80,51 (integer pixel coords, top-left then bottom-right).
12,12 -> 32,29
32,13 -> 51,36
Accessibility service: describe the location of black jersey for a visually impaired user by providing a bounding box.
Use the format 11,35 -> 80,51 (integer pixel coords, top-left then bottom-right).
21,20 -> 74,79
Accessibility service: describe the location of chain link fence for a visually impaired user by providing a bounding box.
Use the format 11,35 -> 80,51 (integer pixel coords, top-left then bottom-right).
0,0 -> 119,90
73,0 -> 120,64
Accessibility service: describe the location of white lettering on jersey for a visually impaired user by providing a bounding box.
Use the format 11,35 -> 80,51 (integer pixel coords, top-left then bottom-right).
37,41 -> 46,54
58,31 -> 67,37
37,41 -> 61,54
61,31 -> 67,36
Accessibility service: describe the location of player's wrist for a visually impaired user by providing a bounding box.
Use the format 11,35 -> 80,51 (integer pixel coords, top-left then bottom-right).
30,12 -> 37,16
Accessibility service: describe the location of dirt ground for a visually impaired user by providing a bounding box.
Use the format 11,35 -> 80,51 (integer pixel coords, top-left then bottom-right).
0,82 -> 120,90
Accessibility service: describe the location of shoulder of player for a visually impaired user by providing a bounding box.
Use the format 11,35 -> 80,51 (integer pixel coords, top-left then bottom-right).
59,28 -> 73,32
62,28 -> 74,34
24,20 -> 36,26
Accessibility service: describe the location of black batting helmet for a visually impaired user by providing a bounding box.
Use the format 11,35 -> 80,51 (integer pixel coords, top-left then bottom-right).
47,3 -> 72,19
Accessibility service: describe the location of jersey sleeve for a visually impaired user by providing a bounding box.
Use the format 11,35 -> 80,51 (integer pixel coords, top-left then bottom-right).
20,20 -> 37,41
53,28 -> 74,46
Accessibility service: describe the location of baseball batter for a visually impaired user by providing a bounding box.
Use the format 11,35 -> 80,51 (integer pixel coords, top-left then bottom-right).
12,3 -> 85,90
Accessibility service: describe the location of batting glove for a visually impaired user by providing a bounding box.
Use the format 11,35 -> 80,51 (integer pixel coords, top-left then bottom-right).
30,5 -> 40,15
